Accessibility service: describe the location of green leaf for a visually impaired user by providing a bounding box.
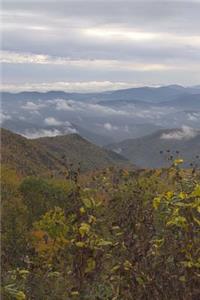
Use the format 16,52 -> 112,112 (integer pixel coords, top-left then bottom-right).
111,265 -> 120,272
82,197 -> 92,208
85,258 -> 96,273
97,239 -> 113,246
136,276 -> 144,285
179,276 -> 186,282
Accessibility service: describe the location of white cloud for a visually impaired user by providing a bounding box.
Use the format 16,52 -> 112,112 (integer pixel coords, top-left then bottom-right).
161,125 -> 198,140
50,99 -> 128,116
44,117 -> 63,126
103,122 -> 118,131
54,99 -> 74,111
0,112 -> 11,123
84,27 -> 200,48
113,148 -> 122,154
87,104 -> 127,115
0,81 -> 162,93
44,117 -> 73,128
22,101 -> 46,111
22,127 -> 77,139
187,112 -> 200,122
84,28 -> 159,41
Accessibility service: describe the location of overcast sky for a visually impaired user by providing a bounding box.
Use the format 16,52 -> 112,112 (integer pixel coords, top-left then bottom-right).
1,0 -> 200,92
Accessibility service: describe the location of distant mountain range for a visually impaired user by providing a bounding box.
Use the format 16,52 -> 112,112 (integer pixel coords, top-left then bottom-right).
1,90 -> 101,102
1,85 -> 200,147
1,128 -> 129,176
2,84 -> 200,103
107,127 -> 200,168
98,90 -> 200,110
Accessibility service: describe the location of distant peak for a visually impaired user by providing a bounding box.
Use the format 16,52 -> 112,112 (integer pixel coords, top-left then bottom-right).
162,84 -> 184,90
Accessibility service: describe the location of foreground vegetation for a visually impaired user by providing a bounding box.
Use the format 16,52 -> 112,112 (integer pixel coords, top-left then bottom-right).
1,161 -> 200,299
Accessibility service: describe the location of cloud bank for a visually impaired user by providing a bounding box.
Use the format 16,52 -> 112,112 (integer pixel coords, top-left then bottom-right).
161,125 -> 198,141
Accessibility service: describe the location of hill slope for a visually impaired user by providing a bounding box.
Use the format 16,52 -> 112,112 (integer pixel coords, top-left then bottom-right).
107,127 -> 200,168
35,133 -> 129,172
1,128 -> 129,176
160,93 -> 200,109
1,128 -> 66,176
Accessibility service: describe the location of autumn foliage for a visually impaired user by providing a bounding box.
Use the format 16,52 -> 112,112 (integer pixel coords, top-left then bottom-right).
1,163 -> 200,299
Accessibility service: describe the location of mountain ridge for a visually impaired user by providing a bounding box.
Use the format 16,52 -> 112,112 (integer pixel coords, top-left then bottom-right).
2,84 -> 199,104
1,128 -> 130,176
107,127 -> 200,168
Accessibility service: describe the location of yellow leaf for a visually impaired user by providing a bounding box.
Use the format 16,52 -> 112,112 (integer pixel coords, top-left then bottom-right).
191,185 -> 200,197
79,207 -> 85,214
179,192 -> 186,200
88,215 -> 96,224
153,197 -> 161,210
16,291 -> 26,300
75,241 -> 85,248
71,291 -> 79,296
123,260 -> 132,271
166,191 -> 173,200
174,159 -> 184,166
79,223 -> 90,237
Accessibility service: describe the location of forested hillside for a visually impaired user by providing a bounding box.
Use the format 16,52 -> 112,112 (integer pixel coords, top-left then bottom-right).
1,128 -> 129,176
1,128 -> 66,176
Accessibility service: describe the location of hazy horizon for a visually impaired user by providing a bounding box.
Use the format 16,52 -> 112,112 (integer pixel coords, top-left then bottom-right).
1,83 -> 200,93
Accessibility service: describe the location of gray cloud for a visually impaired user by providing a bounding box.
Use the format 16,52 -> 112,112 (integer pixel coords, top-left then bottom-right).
1,0 -> 200,89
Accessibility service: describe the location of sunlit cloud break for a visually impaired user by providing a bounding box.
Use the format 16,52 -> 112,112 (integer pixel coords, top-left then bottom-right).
0,81 -> 157,93
84,28 -> 159,41
1,51 -> 182,71
84,27 -> 200,47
